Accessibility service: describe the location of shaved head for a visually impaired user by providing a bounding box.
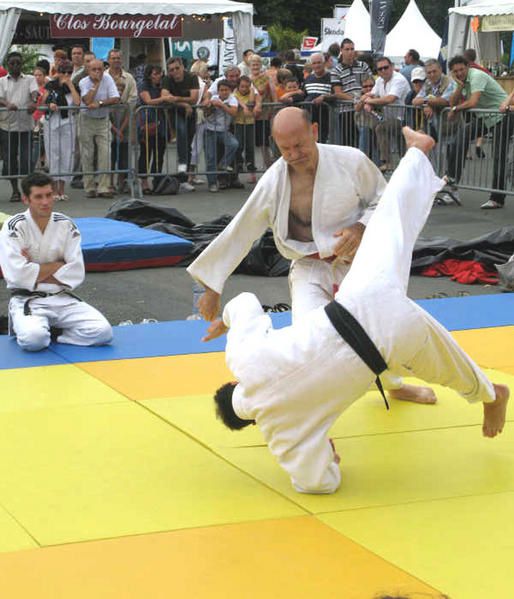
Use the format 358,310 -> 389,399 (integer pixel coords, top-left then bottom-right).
272,108 -> 318,171
272,107 -> 311,138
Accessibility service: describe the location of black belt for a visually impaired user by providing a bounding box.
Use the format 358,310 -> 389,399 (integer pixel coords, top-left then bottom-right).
10,289 -> 82,316
324,300 -> 389,410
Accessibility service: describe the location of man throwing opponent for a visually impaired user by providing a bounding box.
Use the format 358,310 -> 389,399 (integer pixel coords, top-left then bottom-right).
189,107 -> 436,404
203,128 -> 509,494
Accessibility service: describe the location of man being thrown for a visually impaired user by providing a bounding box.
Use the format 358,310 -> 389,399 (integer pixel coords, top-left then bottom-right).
188,107 -> 436,405
0,173 -> 113,351
204,128 -> 509,494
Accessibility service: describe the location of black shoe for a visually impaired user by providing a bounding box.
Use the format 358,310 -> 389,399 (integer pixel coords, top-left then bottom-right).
475,147 -> 486,159
230,178 -> 245,189
9,192 -> 21,202
71,180 -> 84,189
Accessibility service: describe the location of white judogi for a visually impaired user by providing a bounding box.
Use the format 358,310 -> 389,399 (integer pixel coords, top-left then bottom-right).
187,143 -> 386,319
0,210 -> 112,351
224,148 -> 495,494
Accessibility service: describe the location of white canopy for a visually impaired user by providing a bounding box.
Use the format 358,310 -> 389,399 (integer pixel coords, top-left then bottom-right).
344,0 -> 371,52
0,0 -> 253,63
449,0 -> 514,17
384,0 -> 441,61
447,0 -> 513,65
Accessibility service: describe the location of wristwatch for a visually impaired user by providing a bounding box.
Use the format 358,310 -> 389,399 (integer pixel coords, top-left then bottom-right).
99,100 -> 104,107
451,106 -> 458,112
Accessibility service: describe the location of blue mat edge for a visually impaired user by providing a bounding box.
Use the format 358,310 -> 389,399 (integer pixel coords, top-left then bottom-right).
1,294 -> 512,369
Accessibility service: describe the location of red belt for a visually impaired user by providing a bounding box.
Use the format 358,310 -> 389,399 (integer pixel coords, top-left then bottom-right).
307,252 -> 337,263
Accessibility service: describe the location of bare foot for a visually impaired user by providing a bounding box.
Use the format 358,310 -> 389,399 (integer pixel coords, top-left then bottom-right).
483,384 -> 509,438
389,383 -> 437,405
402,126 -> 435,155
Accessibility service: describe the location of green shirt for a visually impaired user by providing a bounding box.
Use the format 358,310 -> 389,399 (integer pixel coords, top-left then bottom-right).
464,68 -> 507,128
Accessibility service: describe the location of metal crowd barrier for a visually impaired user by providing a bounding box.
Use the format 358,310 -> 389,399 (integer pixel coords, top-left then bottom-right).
1,102 -> 512,199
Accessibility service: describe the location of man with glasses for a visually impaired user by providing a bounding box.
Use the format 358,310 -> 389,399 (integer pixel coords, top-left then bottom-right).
303,53 -> 333,143
161,57 -> 199,175
362,57 -> 411,172
330,38 -> 373,147
0,52 -> 39,202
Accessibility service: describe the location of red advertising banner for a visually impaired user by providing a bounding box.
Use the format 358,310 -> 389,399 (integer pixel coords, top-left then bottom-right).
49,14 -> 183,39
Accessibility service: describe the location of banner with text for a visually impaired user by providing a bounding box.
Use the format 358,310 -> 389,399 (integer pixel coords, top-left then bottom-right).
321,17 -> 346,46
370,0 -> 393,56
50,14 -> 182,39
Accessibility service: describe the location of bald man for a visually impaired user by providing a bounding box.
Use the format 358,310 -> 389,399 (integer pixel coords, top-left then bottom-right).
78,60 -> 120,198
205,128 -> 509,494
188,107 -> 436,404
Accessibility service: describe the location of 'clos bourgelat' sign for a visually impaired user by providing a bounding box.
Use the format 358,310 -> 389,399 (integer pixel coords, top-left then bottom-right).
49,14 -> 183,39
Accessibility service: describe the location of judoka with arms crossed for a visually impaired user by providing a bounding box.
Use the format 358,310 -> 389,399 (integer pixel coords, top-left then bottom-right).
203,128 -> 509,494
0,172 -> 113,351
189,106 -> 436,404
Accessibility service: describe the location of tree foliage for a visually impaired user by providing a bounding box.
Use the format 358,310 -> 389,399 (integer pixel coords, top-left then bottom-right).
268,24 -> 308,52
253,0 -> 454,41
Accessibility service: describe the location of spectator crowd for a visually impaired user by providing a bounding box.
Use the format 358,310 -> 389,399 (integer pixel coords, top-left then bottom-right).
0,41 -> 513,206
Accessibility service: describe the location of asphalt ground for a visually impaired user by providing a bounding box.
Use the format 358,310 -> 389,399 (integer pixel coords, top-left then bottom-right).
0,172 -> 512,327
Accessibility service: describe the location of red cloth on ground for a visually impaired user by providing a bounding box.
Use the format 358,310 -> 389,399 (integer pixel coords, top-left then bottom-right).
421,259 -> 499,284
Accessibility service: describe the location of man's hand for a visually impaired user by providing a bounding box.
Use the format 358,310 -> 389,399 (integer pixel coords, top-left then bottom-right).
202,319 -> 228,342
198,288 -> 221,321
6,102 -> 17,111
499,101 -> 511,113
333,222 -> 365,263
423,105 -> 434,119
312,95 -> 325,105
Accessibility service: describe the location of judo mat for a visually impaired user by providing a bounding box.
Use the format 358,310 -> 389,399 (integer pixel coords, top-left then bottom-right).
76,217 -> 192,271
0,293 -> 513,599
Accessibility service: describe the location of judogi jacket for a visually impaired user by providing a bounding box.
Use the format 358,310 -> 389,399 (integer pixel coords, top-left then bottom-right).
187,144 -> 386,294
0,210 -> 84,293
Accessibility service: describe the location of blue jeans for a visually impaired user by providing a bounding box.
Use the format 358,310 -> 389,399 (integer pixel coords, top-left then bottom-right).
204,129 -> 239,185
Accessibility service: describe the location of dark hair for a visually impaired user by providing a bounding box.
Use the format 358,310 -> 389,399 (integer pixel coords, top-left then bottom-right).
21,173 -> 53,197
463,48 -> 477,62
328,42 -> 340,57
6,51 -> 22,62
341,38 -> 354,49
167,56 -> 183,67
57,59 -> 73,74
143,64 -> 161,83
407,49 -> 420,62
214,383 -> 254,430
217,78 -> 233,90
35,59 -> 50,76
243,48 -> 254,57
239,75 -> 251,85
270,57 -> 282,68
376,56 -> 392,68
84,51 -> 96,59
285,76 -> 299,86
71,44 -> 85,53
284,50 -> 295,62
448,55 -> 468,70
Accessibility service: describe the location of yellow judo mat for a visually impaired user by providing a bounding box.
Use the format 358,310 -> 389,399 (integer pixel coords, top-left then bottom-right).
0,324 -> 513,598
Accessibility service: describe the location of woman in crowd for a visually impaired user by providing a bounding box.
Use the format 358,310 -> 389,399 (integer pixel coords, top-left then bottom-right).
32,65 -> 49,171
41,59 -> 80,201
249,54 -> 277,168
138,64 -> 168,194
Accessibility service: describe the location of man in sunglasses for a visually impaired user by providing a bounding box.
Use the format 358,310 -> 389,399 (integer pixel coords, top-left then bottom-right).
362,57 -> 411,172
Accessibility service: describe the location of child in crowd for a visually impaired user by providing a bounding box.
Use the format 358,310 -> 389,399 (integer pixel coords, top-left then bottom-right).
279,77 -> 305,105
203,79 -> 239,192
234,75 -> 257,183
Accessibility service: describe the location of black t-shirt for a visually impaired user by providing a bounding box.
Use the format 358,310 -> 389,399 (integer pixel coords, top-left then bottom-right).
162,72 -> 199,98
45,79 -> 72,119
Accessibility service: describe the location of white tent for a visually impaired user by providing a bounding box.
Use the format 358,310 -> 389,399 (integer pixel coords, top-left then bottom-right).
344,0 -> 371,52
384,0 -> 441,62
448,0 -> 514,64
312,0 -> 370,53
0,0 -> 253,63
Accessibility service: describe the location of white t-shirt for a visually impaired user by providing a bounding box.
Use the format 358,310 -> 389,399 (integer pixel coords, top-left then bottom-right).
371,71 -> 411,120
205,93 -> 238,131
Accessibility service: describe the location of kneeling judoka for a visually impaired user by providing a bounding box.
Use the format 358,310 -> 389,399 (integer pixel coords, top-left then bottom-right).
0,172 -> 113,351
203,128 -> 509,494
